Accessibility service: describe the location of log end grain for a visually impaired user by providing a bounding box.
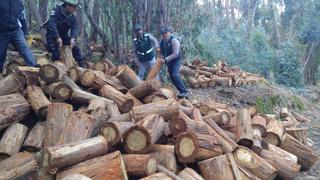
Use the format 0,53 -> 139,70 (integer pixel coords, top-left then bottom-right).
174,133 -> 199,163
39,64 -> 59,83
123,126 -> 151,154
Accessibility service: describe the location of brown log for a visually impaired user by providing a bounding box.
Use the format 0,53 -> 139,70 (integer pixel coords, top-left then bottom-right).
130,99 -> 179,122
238,166 -> 261,180
203,110 -> 231,125
128,79 -> 161,99
178,167 -> 204,180
42,136 -> 108,170
220,116 -> 237,134
180,66 -> 196,76
123,114 -> 166,154
196,69 -> 212,77
23,122 -> 45,152
248,106 -> 258,117
291,111 -> 309,122
87,97 -> 110,135
84,61 -> 95,69
260,149 -> 301,180
115,64 -> 142,89
251,116 -> 267,154
100,122 -> 134,146
39,61 -> 67,83
146,58 -> 165,80
0,123 -> 28,159
60,45 -> 76,68
179,105 -> 194,117
280,133 -> 319,170
100,84 -> 134,113
198,154 -> 242,180
199,65 -> 219,74
150,145 -> 177,173
212,75 -> 232,87
94,61 -> 110,73
157,165 -> 183,180
122,154 -> 157,177
285,127 -> 308,145
204,118 -> 238,153
188,77 -> 200,88
266,143 -> 298,163
169,111 -> 192,135
143,93 -> 167,104
108,112 -> 132,123
0,152 -> 39,179
159,87 -> 177,100
25,75 -> 40,86
62,174 -> 92,180
5,58 -> 25,75
233,146 -> 278,180
282,116 -> 299,128
280,108 -> 289,118
174,132 -> 223,163
139,172 -> 173,180
0,94 -> 30,130
0,74 -> 24,96
191,108 -> 203,122
44,82 -> 73,100
126,92 -> 144,106
56,151 -> 128,180
236,109 -> 253,148
57,111 -> 96,145
69,66 -> 87,83
264,119 -> 284,146
25,85 -> 51,119
44,103 -> 73,147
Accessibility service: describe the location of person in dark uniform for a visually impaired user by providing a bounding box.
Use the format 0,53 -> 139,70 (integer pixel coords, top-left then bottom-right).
132,24 -> 160,80
45,0 -> 85,67
160,26 -> 188,98
0,0 -> 37,73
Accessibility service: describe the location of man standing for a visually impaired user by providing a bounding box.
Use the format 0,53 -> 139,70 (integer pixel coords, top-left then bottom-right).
0,0 -> 37,73
160,27 -> 188,98
133,24 -> 160,80
46,0 -> 85,67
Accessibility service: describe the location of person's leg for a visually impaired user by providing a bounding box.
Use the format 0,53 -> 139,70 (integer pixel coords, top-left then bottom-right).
46,36 -> 61,61
168,59 -> 188,96
138,61 -> 148,80
0,34 -> 10,73
72,45 -> 85,67
10,30 -> 36,66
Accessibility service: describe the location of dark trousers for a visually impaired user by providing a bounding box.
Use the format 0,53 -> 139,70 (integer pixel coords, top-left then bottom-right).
0,30 -> 36,72
46,35 -> 84,66
167,59 -> 188,95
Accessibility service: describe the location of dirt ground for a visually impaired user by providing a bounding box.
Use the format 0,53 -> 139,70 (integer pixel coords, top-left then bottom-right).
189,83 -> 320,179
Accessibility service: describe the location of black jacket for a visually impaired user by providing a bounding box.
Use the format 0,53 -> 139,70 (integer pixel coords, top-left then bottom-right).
0,0 -> 28,35
46,5 -> 78,39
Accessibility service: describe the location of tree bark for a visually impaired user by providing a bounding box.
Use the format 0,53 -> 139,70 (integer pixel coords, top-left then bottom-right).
60,46 -> 76,68
264,119 -> 284,146
178,167 -> 204,180
0,123 -> 28,159
100,122 -> 134,146
285,127 -> 308,145
25,85 -> 51,119
44,82 -> 73,100
139,173 -> 172,180
0,74 -> 24,96
146,59 -> 165,80
23,122 -> 45,152
122,154 -> 157,177
39,62 -> 68,84
115,65 -> 142,89
128,79 -> 161,99
56,151 -> 128,180
236,108 -> 253,148
43,136 -> 108,170
150,145 -> 177,173
0,94 -> 30,130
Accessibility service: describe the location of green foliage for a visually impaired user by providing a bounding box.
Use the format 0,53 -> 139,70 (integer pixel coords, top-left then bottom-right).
275,41 -> 304,87
255,96 -> 283,114
291,95 -> 304,110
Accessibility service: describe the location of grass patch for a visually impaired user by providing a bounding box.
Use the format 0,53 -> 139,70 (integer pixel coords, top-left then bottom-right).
291,95 -> 304,110
255,95 -> 283,114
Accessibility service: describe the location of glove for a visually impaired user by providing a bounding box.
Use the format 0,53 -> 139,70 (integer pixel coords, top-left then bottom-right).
70,38 -> 76,49
56,37 -> 63,48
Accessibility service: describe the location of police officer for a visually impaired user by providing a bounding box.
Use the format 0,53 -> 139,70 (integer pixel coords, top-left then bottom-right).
160,26 -> 188,98
133,24 -> 160,80
46,0 -> 85,67
0,0 -> 37,73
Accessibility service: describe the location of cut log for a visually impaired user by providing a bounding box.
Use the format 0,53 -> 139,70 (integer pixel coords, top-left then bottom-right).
146,58 -> 164,80
39,62 -> 67,83
188,77 -> 200,88
280,108 -> 289,118
280,133 -> 319,170
203,111 -> 231,125
191,108 -> 203,122
69,66 -> 87,83
178,167 -> 204,180
100,122 -> 134,146
264,119 -> 284,146
100,84 -> 134,113
285,127 -> 308,145
108,112 -> 132,123
0,74 -> 24,96
0,123 -> 28,159
157,165 -> 183,180
139,172 -> 172,180
56,151 -> 128,180
123,114 -> 166,154
0,152 -> 39,180
212,75 -> 232,87
44,82 -> 73,100
23,122 -> 45,152
42,136 -> 108,170
266,143 -> 298,163
44,103 -> 73,147
198,154 -> 242,180
291,111 -> 309,122
115,64 -> 142,89
0,94 -> 30,130
251,116 -> 267,154
126,92 -> 144,106
25,85 -> 51,119
87,97 -> 110,136
122,154 -> 157,177
60,45 -> 76,68
150,145 -> 177,172
128,79 -> 161,99
62,174 -> 92,180
25,75 -> 40,86
204,118 -> 238,153
180,66 -> 196,76
130,99 -> 179,122
236,108 -> 253,148
174,132 -> 223,163
57,111 -> 96,145
94,61 -> 110,73
233,146 -> 278,180
259,149 -> 301,180
248,106 -> 258,117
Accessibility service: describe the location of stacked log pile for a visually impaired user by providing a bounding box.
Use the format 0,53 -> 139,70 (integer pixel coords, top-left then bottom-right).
180,59 -> 265,88
0,51 -> 318,180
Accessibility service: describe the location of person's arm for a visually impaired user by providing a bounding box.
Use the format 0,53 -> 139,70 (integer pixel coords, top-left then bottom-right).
47,8 -> 60,39
164,38 -> 180,63
70,16 -> 79,39
132,40 -> 140,64
18,8 -> 28,35
148,34 -> 159,48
